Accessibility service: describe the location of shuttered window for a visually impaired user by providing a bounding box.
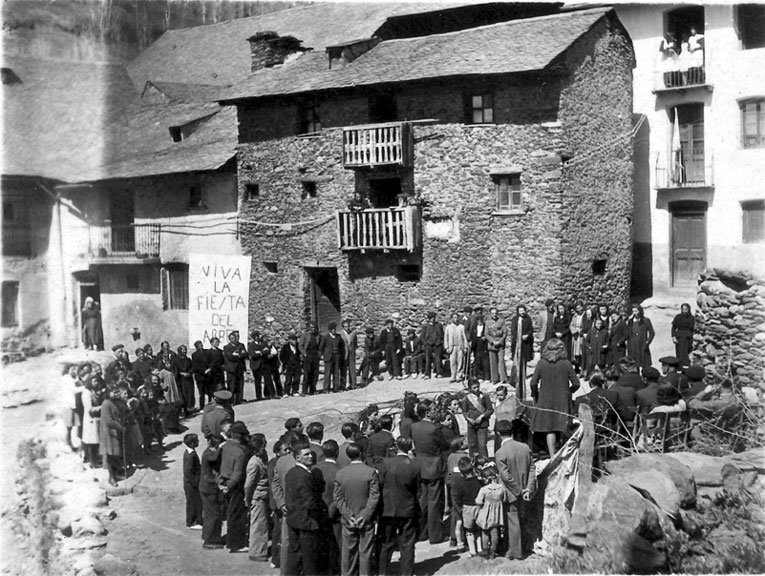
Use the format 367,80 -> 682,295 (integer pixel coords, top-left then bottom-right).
161,265 -> 189,310
742,201 -> 765,243
741,99 -> 765,149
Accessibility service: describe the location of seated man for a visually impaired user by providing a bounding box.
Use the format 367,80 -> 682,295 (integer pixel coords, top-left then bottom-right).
575,373 -> 622,429
687,379 -> 738,420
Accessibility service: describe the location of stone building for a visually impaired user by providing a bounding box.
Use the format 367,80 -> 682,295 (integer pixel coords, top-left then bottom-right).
220,7 -> 636,332
614,4 -> 765,297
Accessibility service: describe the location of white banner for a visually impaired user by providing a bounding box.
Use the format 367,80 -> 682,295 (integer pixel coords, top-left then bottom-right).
188,254 -> 251,348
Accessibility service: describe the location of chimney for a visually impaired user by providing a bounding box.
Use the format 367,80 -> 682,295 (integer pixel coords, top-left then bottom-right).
326,37 -> 381,69
247,31 -> 308,71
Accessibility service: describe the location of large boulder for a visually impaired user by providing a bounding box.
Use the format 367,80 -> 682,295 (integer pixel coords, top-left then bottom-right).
668,452 -> 725,486
604,453 -> 696,510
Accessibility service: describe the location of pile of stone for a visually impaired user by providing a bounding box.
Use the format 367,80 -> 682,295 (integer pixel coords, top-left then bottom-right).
695,269 -> 765,390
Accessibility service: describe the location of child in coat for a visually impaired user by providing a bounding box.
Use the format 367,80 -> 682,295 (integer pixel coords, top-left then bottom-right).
446,436 -> 470,549
475,463 -> 507,559
451,456 -> 483,557
183,433 -> 203,529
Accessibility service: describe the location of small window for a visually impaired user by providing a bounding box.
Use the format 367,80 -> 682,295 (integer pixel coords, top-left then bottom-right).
592,259 -> 607,276
494,174 -> 522,212
245,183 -> 260,200
741,99 -> 765,149
1,281 -> 19,327
742,200 -> 765,243
169,126 -> 183,143
188,186 -> 203,209
3,202 -> 15,221
263,261 -> 278,274
126,273 -> 140,291
302,181 -> 317,199
162,265 -> 189,310
299,104 -> 321,134
396,264 -> 421,282
737,4 -> 765,50
467,93 -> 494,124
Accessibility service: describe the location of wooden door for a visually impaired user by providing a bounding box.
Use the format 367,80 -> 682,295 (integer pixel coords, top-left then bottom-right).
672,210 -> 706,287
308,268 -> 341,332
109,189 -> 135,252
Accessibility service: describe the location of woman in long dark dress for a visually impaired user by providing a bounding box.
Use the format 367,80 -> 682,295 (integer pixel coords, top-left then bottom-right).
174,345 -> 195,417
671,303 -> 695,367
81,297 -> 103,350
530,338 -> 580,458
627,304 -> 655,372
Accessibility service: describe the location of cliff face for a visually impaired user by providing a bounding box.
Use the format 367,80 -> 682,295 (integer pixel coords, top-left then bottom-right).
2,0 -> 301,63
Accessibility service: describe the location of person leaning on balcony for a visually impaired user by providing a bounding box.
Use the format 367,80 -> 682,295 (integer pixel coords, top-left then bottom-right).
687,27 -> 704,74
659,32 -> 679,87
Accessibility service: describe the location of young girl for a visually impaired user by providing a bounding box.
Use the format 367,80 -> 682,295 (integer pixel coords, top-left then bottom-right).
475,463 -> 507,559
451,457 -> 483,557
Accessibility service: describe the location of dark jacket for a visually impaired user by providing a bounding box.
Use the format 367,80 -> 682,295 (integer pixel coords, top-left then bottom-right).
402,337 -> 423,357
199,446 -> 222,494
509,314 -> 534,364
285,465 -> 327,531
379,454 -> 421,518
219,440 -> 247,490
223,342 -> 247,374
334,461 -> 380,525
279,341 -> 302,370
366,429 -> 396,466
184,449 -> 201,489
420,321 -> 444,347
378,327 -> 403,351
410,420 -> 449,480
319,333 -> 345,362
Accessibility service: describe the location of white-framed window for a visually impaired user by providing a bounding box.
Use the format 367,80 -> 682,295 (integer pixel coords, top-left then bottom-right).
161,265 -> 189,310
742,200 -> 765,243
741,98 -> 765,149
467,93 -> 494,124
494,174 -> 522,212
2,281 -> 19,327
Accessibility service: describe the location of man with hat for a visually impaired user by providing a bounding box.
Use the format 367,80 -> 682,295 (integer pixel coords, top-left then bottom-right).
201,390 -> 235,440
279,331 -> 303,397
319,322 -> 345,393
379,318 -> 404,381
616,357 -> 646,392
681,365 -> 707,400
223,331 -> 248,405
420,312 -> 444,380
636,367 -> 662,415
105,344 -> 131,385
300,324 -> 321,396
220,421 -> 250,552
659,356 -> 681,389
248,330 -> 264,401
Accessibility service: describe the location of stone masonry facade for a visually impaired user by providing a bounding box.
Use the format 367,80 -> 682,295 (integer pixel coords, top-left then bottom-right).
235,15 -> 634,336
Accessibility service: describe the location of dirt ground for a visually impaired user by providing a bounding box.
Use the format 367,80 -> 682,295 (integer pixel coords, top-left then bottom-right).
0,306 -> 678,576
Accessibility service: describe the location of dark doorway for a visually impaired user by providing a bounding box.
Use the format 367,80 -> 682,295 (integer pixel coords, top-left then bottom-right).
369,88 -> 397,123
666,6 -> 704,40
368,177 -> 401,208
76,273 -> 101,346
109,188 -> 135,252
306,267 -> 341,332
671,202 -> 707,287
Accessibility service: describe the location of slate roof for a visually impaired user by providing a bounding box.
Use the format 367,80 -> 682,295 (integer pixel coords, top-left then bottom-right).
1,56 -> 139,182
141,81 -> 230,104
126,1 -> 470,90
220,7 -> 613,102
2,56 -> 237,184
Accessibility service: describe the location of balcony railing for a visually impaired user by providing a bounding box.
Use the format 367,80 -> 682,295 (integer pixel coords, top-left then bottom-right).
2,224 -> 32,256
337,206 -> 421,252
342,122 -> 412,168
655,152 -> 714,189
73,223 -> 161,259
654,51 -> 711,92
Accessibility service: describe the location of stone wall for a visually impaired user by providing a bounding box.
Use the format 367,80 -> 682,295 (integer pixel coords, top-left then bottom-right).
695,269 -> 765,390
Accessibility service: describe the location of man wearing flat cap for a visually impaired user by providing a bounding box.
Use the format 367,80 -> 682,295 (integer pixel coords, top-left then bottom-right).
105,344 -> 132,385
659,356 -> 681,389
201,390 -> 235,440
420,312 -> 444,380
279,332 -> 302,396
220,421 -> 250,552
636,367 -> 662,414
379,318 -> 404,381
320,322 -> 345,393
681,365 -> 707,400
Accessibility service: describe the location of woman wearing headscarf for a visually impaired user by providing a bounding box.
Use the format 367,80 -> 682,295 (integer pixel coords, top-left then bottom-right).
627,304 -> 655,372
529,338 -> 580,458
671,303 -> 695,367
81,297 -> 103,351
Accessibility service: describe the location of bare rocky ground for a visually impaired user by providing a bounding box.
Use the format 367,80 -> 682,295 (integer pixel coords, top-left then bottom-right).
1,305 -> 681,576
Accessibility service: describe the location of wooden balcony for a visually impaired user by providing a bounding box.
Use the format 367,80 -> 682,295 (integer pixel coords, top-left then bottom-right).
337,206 -> 421,252
342,122 -> 412,168
655,152 -> 714,189
2,224 -> 32,256
73,223 -> 161,262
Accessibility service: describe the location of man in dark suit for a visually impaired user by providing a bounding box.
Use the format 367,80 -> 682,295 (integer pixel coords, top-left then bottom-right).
315,440 -> 341,575
207,337 -> 225,392
378,436 -> 420,576
410,400 -> 449,543
574,373 -> 623,428
337,422 -> 360,469
320,322 -> 345,393
200,390 -> 235,440
420,312 -> 444,379
401,329 -> 424,378
300,324 -> 321,396
247,330 -> 264,401
635,367 -> 662,415
279,332 -> 303,396
272,432 -> 298,576
223,331 -> 247,404
378,318 -> 404,380
366,414 -> 396,469
306,422 -> 326,464
494,419 -> 536,560
334,443 -> 380,576
219,421 -> 249,553
284,440 -> 328,576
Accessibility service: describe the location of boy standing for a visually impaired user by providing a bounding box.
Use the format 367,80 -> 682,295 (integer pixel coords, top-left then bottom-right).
183,433 -> 203,530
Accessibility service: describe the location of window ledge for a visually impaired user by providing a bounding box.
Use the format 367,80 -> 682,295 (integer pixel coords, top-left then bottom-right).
297,131 -> 322,139
492,210 -> 525,217
464,123 -> 497,128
